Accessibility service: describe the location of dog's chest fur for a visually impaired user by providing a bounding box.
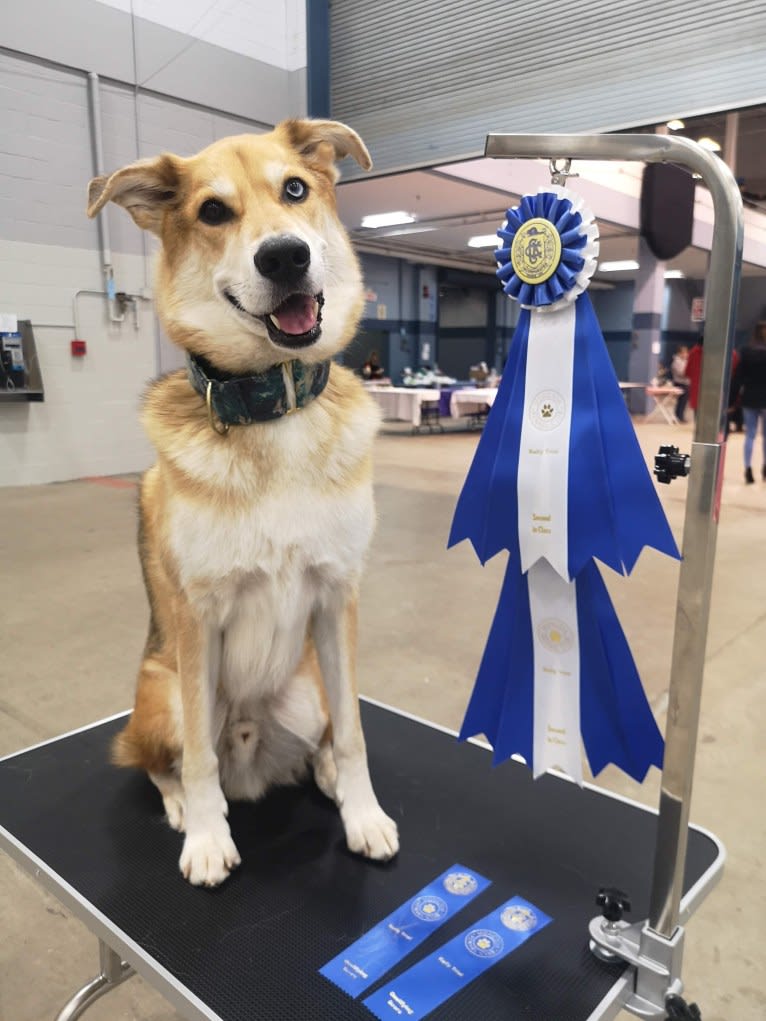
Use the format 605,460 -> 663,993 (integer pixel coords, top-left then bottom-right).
145,367 -> 378,697
173,482 -> 373,697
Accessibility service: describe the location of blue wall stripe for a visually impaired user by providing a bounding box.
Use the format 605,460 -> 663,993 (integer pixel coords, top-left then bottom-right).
306,0 -> 330,117
632,311 -> 663,330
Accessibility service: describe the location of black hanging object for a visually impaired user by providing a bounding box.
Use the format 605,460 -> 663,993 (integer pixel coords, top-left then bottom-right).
640,163 -> 696,260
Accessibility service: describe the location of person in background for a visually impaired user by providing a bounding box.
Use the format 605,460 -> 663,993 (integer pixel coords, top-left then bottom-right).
686,333 -> 742,433
727,346 -> 744,433
670,345 -> 690,423
730,321 -> 766,484
686,335 -> 703,416
361,349 -> 385,380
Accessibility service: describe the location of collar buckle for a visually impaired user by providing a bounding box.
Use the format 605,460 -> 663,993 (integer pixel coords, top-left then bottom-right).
205,381 -> 230,435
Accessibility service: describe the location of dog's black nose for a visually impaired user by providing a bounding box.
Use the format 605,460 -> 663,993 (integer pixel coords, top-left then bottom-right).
254,236 -> 310,285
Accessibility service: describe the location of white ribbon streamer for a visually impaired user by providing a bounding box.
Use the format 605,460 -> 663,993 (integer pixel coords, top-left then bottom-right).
517,300 -> 576,580
528,560 -> 582,783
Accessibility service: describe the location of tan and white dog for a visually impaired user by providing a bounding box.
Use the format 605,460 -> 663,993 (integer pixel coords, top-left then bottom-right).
87,119 -> 399,886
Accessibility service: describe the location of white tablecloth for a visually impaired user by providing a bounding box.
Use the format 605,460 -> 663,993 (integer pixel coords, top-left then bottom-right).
366,386 -> 440,427
449,388 -> 498,418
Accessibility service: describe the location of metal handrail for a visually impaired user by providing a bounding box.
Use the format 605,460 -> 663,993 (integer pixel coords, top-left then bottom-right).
484,132 -> 743,939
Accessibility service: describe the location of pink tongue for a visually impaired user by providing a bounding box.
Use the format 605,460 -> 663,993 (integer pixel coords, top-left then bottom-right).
274,294 -> 317,335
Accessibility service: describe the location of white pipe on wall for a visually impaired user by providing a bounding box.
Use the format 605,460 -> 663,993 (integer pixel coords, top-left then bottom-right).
86,72 -> 124,325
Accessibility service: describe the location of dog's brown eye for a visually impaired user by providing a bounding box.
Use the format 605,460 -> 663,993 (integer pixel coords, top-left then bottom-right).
284,178 -> 308,203
198,198 -> 233,225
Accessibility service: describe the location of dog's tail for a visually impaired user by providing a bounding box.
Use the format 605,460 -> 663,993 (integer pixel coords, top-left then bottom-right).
112,652 -> 181,774
111,716 -> 177,775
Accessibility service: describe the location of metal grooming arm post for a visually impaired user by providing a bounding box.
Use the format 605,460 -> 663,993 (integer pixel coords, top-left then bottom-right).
485,133 -> 743,1015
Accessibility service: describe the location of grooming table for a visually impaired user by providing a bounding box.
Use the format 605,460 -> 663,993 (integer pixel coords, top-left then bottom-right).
0,700 -> 723,1021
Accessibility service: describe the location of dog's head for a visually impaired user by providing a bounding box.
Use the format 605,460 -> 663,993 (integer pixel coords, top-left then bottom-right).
87,119 -> 371,373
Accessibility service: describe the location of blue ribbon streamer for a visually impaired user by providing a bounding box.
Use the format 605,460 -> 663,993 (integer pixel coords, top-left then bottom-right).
458,559 -> 533,767
448,312 -> 527,566
458,560 -> 664,781
577,563 -> 664,780
448,292 -> 680,574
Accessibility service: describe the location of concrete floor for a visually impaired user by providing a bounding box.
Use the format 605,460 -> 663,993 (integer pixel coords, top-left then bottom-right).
0,419 -> 764,1021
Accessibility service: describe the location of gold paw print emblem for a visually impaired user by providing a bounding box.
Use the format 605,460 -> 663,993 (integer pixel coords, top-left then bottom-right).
541,403 -> 554,419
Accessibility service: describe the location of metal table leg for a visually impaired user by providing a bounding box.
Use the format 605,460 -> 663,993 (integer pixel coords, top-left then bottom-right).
54,940 -> 134,1021
645,393 -> 678,425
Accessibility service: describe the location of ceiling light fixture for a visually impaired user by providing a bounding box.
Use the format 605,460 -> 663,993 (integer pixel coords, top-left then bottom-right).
664,269 -> 685,279
378,225 -> 438,237
598,260 -> 640,272
360,211 -> 416,229
666,119 -> 685,131
697,137 -> 721,152
467,234 -> 500,248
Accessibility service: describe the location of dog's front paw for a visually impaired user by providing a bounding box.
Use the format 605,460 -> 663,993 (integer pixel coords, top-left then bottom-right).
343,805 -> 399,861
179,828 -> 241,887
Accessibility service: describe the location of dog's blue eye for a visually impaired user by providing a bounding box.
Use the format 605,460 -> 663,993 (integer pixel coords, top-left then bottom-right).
284,178 -> 308,203
199,199 -> 233,225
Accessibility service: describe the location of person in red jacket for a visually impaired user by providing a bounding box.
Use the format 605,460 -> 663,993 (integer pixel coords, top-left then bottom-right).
686,337 -> 703,414
687,334 -> 742,433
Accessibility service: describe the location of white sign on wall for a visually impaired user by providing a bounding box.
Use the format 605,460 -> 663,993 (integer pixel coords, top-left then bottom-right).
691,297 -> 705,323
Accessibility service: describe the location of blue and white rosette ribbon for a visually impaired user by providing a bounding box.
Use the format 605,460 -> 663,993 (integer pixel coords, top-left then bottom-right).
496,186 -> 598,312
449,186 -> 679,784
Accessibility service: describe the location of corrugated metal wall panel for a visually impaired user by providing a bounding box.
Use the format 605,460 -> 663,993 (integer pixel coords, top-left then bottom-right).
330,0 -> 766,175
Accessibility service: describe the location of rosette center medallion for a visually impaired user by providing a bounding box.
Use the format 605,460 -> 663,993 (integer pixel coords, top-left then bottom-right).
511,218 -> 562,284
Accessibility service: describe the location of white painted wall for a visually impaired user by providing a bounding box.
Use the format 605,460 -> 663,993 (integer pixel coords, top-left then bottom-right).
0,241 -> 157,486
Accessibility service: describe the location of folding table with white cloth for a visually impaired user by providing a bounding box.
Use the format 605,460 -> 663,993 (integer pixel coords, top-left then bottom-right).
644,385 -> 684,424
365,385 -> 441,429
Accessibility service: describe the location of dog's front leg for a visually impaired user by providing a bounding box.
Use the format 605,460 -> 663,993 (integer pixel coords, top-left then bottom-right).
313,592 -> 399,860
176,597 -> 240,886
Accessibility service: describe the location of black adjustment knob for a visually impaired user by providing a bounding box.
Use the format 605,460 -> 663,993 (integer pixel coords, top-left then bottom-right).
654,445 -> 691,485
665,993 -> 702,1020
596,887 -> 631,923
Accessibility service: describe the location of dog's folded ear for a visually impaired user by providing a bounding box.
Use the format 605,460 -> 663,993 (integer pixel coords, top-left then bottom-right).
87,154 -> 181,234
281,119 -> 372,175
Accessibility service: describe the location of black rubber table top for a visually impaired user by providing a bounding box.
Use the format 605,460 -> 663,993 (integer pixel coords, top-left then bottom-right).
0,702 -> 719,1021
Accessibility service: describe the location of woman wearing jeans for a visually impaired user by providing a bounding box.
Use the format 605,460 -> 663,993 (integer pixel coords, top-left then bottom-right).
731,322 -> 766,484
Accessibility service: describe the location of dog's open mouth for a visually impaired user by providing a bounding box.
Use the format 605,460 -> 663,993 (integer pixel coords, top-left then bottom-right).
225,291 -> 324,348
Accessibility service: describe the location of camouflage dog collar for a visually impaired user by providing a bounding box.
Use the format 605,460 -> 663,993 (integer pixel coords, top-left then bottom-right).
187,354 -> 331,434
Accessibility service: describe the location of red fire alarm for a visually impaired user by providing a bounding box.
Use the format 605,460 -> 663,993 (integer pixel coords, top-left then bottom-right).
71,339 -> 87,357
